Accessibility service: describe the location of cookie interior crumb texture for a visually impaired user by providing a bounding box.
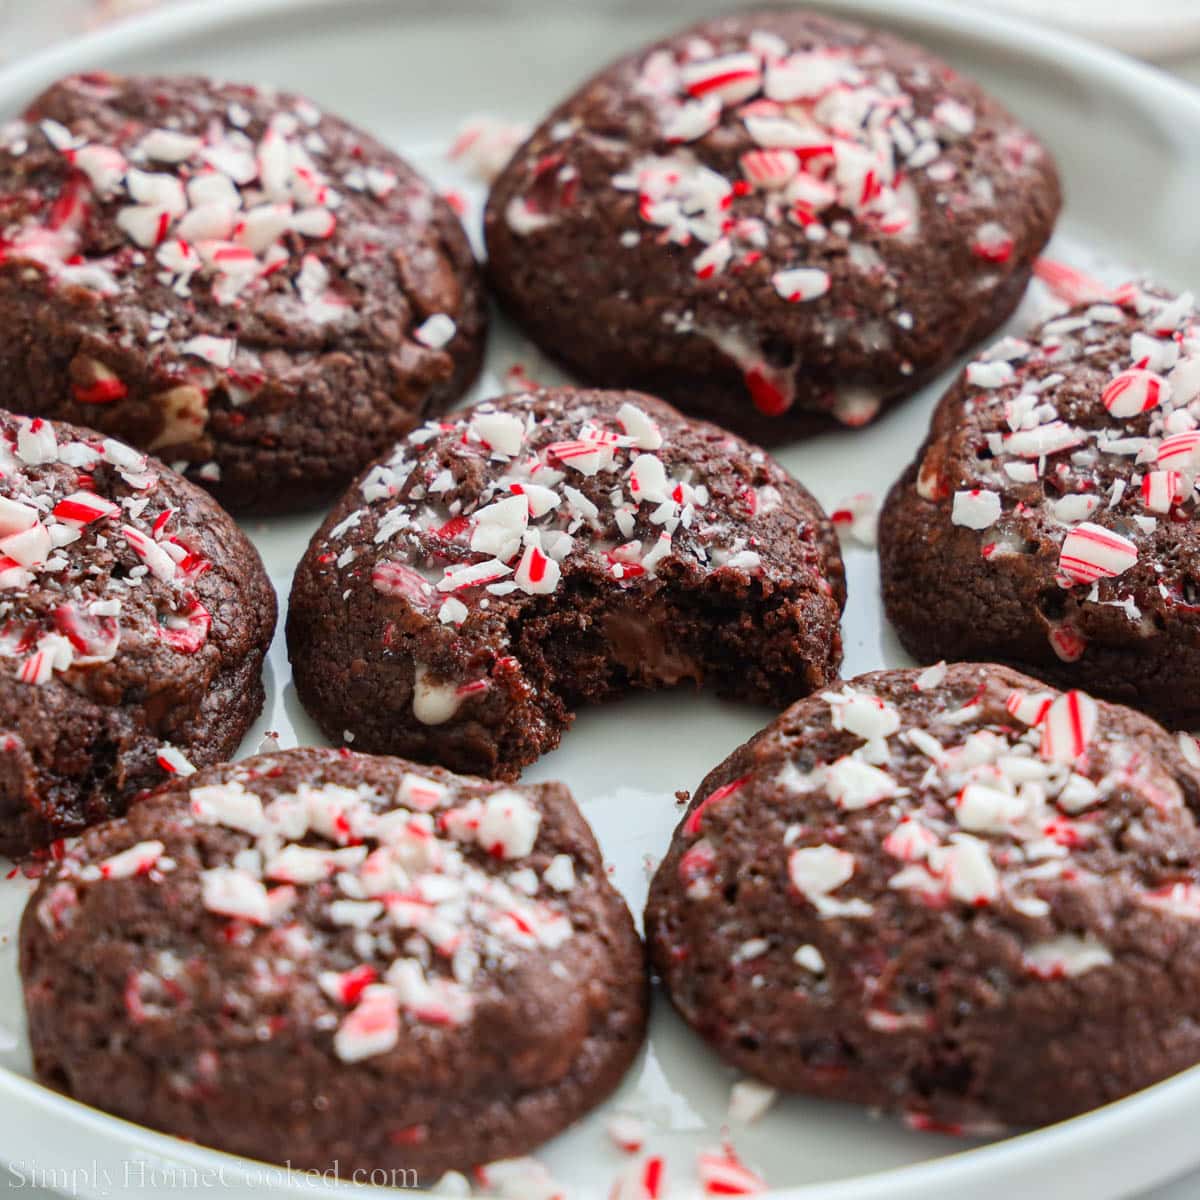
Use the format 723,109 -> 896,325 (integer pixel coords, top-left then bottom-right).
485,9 -> 1060,444
646,663 -> 1200,1130
287,387 -> 845,780
0,72 -> 487,512
19,747 -> 648,1182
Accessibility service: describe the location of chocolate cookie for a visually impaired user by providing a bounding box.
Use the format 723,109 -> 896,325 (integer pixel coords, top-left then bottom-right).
646,662 -> 1200,1130
0,410 -> 274,855
287,386 -> 845,779
880,285 -> 1200,728
20,747 -> 647,1182
484,10 -> 1059,443
0,72 -> 486,512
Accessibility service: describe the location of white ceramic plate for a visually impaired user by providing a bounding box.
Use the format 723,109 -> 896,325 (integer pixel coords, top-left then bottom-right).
0,1 -> 1197,1197
969,0 -> 1200,60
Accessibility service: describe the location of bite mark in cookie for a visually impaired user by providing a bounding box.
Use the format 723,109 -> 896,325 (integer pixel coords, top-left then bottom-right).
288,387 -> 845,780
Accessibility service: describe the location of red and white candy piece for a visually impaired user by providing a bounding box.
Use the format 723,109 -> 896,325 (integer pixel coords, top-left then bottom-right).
157,598 -> 211,653
971,222 -> 1013,263
1039,690 -> 1098,764
827,757 -> 896,810
373,561 -> 435,606
693,238 -> 732,279
1032,258 -> 1111,305
475,1157 -> 563,1200
1048,622 -> 1088,663
951,489 -> 1001,531
121,525 -> 177,582
475,789 -> 541,859
697,1149 -> 766,1196
662,95 -> 722,143
88,839 -> 165,881
1141,470 -> 1182,513
683,776 -> 748,836
0,496 -> 38,537
0,523 -> 50,568
1157,430 -> 1200,471
1023,934 -> 1113,979
788,844 -> 871,917
1057,522 -> 1137,586
965,360 -> 1016,390
318,963 -> 379,1007
610,1156 -> 666,1200
771,266 -> 830,303
883,818 -> 939,863
156,744 -> 196,776
914,662 -> 947,691
17,634 -> 72,684
928,835 -> 999,906
728,1079 -> 777,1124
740,149 -> 797,189
334,986 -> 400,1063
607,1114 -> 648,1154
189,777 -> 265,835
1101,368 -> 1169,418
54,604 -> 119,664
514,537 -> 561,596
398,771 -> 449,812
1005,689 -> 1054,726
616,403 -> 663,451
680,52 -> 762,104
1140,882 -> 1200,919
414,313 -> 457,349
52,491 -> 119,525
200,866 -> 270,924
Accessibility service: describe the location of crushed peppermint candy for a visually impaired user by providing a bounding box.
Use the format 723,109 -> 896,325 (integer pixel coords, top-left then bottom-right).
910,284 -> 1200,666
307,391 -> 824,729
496,17 -> 1048,425
829,491 -> 878,547
0,415 -> 214,688
667,663 -> 1200,1026
42,752 -> 588,1067
0,75 -> 463,455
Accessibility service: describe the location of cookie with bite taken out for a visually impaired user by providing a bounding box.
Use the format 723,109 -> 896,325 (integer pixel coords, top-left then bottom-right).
287,386 -> 845,780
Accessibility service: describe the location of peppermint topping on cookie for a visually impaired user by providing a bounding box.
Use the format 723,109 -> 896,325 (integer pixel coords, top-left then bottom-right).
919,286 -> 1200,661
680,667 -> 1196,988
0,76 -> 457,454
500,22 -> 1043,423
51,759 -> 580,1064
318,392 -> 808,720
0,416 -> 211,683
3,95 -> 348,318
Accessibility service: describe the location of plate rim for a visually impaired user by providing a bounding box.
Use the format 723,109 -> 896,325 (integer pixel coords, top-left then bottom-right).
1,0 -> 1199,1196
